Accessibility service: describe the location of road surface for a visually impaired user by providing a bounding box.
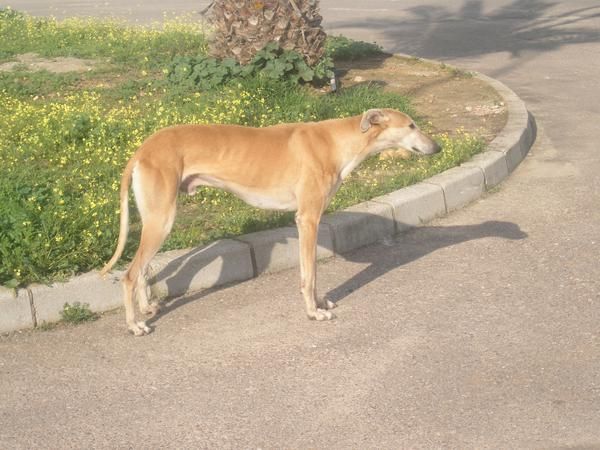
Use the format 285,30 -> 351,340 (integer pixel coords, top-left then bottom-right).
1,1 -> 600,448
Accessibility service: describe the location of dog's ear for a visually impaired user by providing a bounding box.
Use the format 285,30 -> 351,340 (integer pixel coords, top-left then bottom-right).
360,109 -> 388,133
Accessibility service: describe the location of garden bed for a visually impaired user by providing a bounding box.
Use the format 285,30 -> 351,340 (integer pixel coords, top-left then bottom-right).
0,10 -> 505,288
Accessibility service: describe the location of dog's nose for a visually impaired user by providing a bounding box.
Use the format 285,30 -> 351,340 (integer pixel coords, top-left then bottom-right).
432,141 -> 442,154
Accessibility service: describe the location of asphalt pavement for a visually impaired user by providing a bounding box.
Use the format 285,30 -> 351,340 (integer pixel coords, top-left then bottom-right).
1,1 -> 600,448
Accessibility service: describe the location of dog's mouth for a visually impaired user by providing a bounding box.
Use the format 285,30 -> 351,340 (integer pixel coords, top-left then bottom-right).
405,132 -> 442,156
411,142 -> 442,156
382,140 -> 441,157
400,145 -> 438,156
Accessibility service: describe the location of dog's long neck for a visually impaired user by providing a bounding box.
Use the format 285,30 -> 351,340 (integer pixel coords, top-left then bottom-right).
332,115 -> 383,180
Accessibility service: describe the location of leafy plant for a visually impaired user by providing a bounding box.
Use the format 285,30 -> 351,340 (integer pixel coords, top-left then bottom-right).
167,42 -> 334,91
250,42 -> 331,83
168,55 -> 245,91
60,302 -> 98,324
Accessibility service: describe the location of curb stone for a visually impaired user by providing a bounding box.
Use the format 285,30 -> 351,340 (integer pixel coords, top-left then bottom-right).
0,66 -> 536,334
424,165 -> 485,212
148,239 -> 254,299
321,201 -> 395,254
29,271 -> 124,325
0,287 -> 34,333
372,183 -> 447,232
474,72 -> 536,173
236,226 -> 334,276
461,150 -> 509,189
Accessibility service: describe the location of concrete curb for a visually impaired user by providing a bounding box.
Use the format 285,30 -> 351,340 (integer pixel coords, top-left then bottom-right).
0,68 -> 536,334
148,239 -> 255,299
321,201 -> 395,254
236,226 -> 334,275
0,287 -> 34,332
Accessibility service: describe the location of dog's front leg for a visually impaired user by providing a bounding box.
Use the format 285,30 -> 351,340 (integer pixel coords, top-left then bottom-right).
296,209 -> 335,321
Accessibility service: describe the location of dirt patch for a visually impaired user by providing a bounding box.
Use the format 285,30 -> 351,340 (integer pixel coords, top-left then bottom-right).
337,54 -> 507,144
0,53 -> 96,73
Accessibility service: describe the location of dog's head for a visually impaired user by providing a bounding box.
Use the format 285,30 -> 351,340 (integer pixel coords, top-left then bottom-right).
361,108 -> 441,156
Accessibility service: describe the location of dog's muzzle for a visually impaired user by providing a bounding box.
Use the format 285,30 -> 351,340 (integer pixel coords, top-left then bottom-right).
413,141 -> 441,155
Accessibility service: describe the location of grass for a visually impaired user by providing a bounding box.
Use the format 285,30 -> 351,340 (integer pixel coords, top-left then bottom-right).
0,8 -> 207,68
0,9 -> 485,287
60,302 -> 98,324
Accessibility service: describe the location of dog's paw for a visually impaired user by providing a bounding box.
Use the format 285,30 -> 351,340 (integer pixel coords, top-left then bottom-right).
317,299 -> 337,311
129,321 -> 152,336
308,309 -> 336,321
141,303 -> 161,318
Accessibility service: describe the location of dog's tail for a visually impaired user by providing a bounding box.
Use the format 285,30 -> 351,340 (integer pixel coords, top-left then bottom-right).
100,157 -> 136,276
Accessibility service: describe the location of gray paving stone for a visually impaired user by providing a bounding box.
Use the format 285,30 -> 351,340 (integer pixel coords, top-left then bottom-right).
424,166 -> 485,212
372,183 -> 447,232
30,270 -> 124,324
0,287 -> 33,333
236,226 -> 334,275
149,239 -> 254,298
321,201 -> 395,255
522,112 -> 537,155
488,129 -> 527,173
462,150 -> 509,189
479,72 -> 533,173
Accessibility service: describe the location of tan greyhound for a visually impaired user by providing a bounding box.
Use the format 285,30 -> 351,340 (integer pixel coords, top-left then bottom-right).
101,108 -> 441,335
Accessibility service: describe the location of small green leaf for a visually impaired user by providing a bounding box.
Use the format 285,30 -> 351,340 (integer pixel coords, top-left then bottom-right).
4,278 -> 18,289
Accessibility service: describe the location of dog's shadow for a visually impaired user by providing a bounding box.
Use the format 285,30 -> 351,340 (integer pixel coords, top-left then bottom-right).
323,219 -> 526,303
147,217 -> 527,324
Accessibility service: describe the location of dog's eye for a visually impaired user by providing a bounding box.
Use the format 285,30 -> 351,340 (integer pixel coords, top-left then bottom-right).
409,123 -> 416,129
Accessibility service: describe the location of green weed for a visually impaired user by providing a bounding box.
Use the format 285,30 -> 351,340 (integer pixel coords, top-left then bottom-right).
60,302 -> 98,324
167,42 -> 334,90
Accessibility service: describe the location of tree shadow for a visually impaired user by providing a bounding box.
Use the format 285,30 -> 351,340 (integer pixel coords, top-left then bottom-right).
333,54 -> 392,82
146,216 -> 527,326
326,0 -> 600,77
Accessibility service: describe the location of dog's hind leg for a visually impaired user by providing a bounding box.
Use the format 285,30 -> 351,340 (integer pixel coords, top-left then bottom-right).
123,163 -> 178,336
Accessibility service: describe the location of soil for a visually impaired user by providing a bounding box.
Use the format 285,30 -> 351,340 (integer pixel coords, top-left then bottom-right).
336,54 -> 507,144
0,52 -> 95,73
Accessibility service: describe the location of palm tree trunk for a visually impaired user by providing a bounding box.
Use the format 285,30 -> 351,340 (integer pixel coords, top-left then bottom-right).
206,0 -> 327,66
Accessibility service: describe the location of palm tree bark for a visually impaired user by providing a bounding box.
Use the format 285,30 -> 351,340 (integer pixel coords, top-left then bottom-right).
206,0 -> 327,66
